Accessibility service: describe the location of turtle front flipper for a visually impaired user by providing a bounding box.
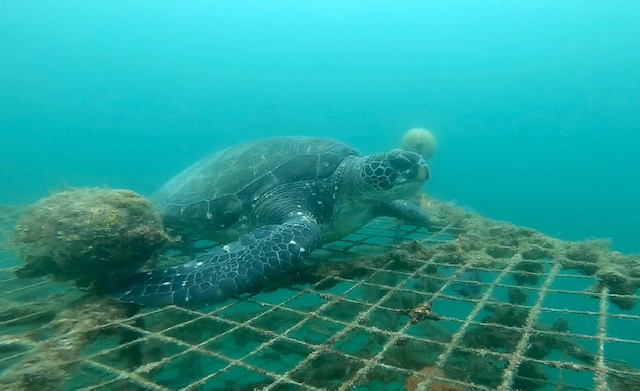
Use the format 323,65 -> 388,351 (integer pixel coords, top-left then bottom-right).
373,199 -> 431,228
115,215 -> 320,306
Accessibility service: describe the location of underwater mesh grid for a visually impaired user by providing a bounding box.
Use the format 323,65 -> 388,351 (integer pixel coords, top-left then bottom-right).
1,200 -> 639,390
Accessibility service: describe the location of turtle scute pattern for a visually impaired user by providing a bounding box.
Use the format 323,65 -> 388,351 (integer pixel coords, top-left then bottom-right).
115,137 -> 430,306
153,137 -> 360,234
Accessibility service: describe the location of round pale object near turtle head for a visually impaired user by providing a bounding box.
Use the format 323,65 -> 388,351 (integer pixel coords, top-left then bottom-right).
402,128 -> 437,159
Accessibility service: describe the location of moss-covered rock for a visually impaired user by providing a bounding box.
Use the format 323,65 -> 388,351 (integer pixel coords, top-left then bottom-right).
13,188 -> 169,292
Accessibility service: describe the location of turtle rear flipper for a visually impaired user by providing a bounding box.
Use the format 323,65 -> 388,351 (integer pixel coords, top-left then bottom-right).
115,215 -> 320,306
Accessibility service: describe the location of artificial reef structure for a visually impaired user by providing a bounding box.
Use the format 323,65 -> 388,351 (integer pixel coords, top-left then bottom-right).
1,192 -> 639,390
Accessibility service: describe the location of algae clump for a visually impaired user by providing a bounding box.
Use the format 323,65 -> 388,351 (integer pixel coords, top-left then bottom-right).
12,188 -> 169,292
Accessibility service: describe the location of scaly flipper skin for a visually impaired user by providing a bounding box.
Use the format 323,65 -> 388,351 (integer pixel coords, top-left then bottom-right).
116,215 -> 320,306
114,138 -> 431,307
374,199 -> 431,228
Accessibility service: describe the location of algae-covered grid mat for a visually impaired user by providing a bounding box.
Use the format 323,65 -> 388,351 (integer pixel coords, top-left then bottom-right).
1,200 -> 640,390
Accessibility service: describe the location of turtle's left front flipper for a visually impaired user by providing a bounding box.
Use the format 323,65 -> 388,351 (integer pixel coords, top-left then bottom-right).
373,199 -> 431,228
114,215 -> 321,307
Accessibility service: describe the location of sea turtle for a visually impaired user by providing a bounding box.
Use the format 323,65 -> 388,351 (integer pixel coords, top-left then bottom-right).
116,137 -> 430,306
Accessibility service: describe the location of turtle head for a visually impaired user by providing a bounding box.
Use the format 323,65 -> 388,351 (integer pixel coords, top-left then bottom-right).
360,149 -> 429,198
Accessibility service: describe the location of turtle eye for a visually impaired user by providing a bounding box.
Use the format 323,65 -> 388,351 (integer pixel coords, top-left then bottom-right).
390,151 -> 421,172
391,155 -> 412,171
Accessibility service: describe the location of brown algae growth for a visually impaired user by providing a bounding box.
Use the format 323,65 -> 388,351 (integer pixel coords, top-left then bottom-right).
11,188 -> 170,293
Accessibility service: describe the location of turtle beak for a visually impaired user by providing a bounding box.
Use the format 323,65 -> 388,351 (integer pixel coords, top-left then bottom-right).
411,159 -> 430,182
389,151 -> 430,185
398,154 -> 429,184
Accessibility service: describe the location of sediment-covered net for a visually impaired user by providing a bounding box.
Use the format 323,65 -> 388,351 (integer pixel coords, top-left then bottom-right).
1,199 -> 639,390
